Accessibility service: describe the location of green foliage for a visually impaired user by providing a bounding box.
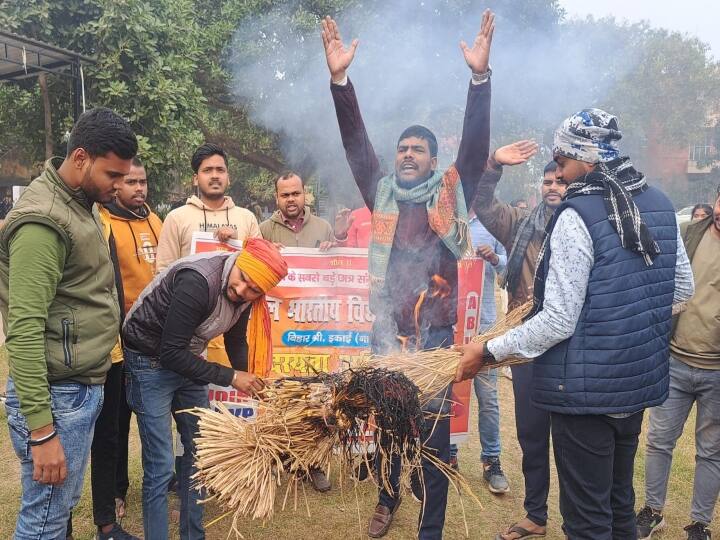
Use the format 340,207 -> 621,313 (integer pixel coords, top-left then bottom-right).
0,0 -> 718,208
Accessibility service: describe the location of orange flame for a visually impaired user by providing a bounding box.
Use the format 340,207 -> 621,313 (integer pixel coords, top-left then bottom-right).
413,274 -> 451,345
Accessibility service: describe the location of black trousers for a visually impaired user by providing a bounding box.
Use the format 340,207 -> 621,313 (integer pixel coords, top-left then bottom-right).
551,411 -> 644,540
115,368 -> 132,500
91,361 -> 124,527
511,363 -> 552,526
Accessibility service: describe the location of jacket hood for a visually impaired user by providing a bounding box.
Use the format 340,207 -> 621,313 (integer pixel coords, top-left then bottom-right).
186,195 -> 236,211
104,201 -> 151,221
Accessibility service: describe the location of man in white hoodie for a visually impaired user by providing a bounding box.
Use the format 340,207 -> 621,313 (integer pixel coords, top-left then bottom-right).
156,143 -> 261,272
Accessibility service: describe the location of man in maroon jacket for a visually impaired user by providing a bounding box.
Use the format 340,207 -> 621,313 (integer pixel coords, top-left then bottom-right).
322,11 -> 494,539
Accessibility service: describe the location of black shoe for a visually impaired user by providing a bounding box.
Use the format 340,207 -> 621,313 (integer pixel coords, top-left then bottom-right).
449,454 -> 459,470
96,523 -> 141,540
685,521 -> 711,540
410,469 -> 424,503
482,457 -> 509,494
636,505 -> 665,539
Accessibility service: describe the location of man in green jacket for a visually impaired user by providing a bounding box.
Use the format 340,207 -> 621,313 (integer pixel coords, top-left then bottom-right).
260,170 -> 345,251
0,107 -> 138,540
259,170 -> 345,493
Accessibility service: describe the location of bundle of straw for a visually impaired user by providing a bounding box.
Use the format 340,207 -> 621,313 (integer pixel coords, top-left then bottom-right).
189,302 -> 532,536
356,301 -> 533,403
191,377 -> 340,533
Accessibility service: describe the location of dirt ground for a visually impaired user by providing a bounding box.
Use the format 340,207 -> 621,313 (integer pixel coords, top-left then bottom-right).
0,345 -> 709,540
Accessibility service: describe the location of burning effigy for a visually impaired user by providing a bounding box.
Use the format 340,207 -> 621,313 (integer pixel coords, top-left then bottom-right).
188,302 -> 532,537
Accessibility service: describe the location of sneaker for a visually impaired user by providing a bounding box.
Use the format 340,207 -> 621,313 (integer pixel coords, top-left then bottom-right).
685,521 -> 711,540
483,457 -> 509,494
96,523 -> 141,540
636,505 -> 665,539
410,469 -> 424,503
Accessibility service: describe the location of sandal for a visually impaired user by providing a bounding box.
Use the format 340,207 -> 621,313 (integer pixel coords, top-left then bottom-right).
495,522 -> 547,540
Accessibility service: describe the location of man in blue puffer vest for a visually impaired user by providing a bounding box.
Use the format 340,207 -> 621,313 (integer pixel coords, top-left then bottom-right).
457,109 -> 695,540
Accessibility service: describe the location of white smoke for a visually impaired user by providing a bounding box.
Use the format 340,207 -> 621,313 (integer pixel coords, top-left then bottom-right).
227,1 -> 642,206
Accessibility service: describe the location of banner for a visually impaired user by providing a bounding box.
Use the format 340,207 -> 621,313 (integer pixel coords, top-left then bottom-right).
191,232 -> 484,442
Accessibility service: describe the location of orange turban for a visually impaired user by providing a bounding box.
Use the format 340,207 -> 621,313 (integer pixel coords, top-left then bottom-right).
235,238 -> 288,377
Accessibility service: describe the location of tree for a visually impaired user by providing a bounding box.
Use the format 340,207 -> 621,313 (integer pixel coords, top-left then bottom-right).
1,0 -> 718,209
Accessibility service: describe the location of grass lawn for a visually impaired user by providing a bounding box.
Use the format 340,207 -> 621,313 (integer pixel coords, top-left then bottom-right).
0,346 -> 708,540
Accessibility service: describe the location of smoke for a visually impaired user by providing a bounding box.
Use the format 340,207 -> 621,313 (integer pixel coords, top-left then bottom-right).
227,1 -> 641,206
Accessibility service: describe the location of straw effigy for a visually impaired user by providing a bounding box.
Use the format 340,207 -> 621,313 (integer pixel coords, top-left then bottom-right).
189,302 -> 533,537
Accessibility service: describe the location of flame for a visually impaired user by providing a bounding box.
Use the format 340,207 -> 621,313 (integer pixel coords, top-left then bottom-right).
429,274 -> 451,299
413,274 -> 451,346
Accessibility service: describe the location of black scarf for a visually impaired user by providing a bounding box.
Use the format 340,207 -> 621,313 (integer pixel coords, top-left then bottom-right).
500,202 -> 549,294
529,157 -> 660,317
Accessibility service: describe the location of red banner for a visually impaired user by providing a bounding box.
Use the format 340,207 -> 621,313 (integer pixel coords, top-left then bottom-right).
192,233 -> 483,441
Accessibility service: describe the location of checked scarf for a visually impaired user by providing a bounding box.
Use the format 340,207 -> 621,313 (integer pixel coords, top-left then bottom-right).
499,202 -> 549,294
529,157 -> 660,317
368,165 -> 471,304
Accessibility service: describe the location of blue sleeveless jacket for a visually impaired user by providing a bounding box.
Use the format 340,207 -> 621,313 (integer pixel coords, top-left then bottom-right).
531,186 -> 677,415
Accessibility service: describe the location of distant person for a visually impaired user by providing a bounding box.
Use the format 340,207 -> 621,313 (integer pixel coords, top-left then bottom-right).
449,209 -> 508,491
0,107 -> 137,539
122,238 -> 286,540
155,143 -> 260,272
510,198 -> 528,209
335,205 -> 372,248
156,143 -> 261,369
95,156 -> 162,535
260,171 -> 342,252
691,203 -> 712,222
636,186 -> 720,540
259,170 -> 341,493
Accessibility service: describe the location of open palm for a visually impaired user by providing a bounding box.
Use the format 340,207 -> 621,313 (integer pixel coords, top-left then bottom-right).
460,9 -> 495,74
321,16 -> 358,81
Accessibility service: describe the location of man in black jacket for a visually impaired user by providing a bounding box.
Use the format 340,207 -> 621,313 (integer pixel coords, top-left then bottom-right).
122,238 -> 287,540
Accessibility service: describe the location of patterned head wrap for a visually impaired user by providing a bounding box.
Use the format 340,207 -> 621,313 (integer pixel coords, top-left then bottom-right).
235,238 -> 288,376
553,108 -> 622,164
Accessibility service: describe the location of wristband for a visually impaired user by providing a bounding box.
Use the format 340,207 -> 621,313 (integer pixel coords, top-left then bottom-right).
29,429 -> 58,446
482,343 -> 499,366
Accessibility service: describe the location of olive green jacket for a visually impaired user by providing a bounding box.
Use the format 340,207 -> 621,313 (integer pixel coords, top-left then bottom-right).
0,158 -> 120,429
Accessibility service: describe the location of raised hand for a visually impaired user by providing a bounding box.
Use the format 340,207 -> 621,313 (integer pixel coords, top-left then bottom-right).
493,140 -> 539,166
460,9 -> 495,74
321,16 -> 359,83
334,207 -> 354,238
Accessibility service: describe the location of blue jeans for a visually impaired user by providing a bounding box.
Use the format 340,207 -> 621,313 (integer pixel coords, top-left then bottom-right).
645,357 -> 720,524
124,348 -> 209,540
5,378 -> 103,540
473,368 -> 501,460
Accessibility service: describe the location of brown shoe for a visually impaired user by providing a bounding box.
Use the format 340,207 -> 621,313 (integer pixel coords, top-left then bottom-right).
308,468 -> 331,492
368,501 -> 401,538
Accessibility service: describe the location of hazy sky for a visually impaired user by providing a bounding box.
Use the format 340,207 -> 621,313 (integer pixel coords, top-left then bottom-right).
560,0 -> 718,59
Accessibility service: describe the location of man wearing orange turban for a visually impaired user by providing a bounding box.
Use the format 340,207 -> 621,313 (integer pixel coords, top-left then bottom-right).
121,237 -> 287,540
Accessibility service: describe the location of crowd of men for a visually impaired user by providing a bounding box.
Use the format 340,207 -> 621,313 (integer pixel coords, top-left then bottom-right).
1,7 -> 718,540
